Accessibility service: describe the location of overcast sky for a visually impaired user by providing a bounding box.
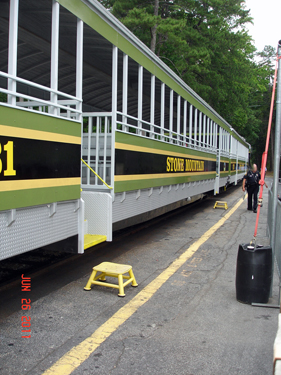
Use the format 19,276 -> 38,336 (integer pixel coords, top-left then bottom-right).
245,0 -> 281,52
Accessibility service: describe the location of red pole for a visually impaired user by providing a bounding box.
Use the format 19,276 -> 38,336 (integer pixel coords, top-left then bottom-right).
253,53 -> 280,239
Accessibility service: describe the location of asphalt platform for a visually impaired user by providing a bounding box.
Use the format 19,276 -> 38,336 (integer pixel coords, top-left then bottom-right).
0,179 -> 279,375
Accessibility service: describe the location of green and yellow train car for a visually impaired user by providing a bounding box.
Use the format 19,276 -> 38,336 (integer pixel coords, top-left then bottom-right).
0,0 -> 250,259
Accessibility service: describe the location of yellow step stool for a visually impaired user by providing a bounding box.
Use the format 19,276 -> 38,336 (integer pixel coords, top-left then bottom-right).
213,201 -> 228,210
84,262 -> 138,297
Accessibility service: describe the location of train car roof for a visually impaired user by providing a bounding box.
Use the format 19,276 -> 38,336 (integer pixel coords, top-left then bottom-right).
79,0 -> 250,148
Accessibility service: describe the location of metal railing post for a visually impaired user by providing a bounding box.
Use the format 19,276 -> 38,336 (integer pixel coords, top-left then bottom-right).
76,18 -> 83,122
50,0 -> 60,116
122,53 -> 128,132
111,45 -> 118,191
150,74 -> 155,138
7,0 -> 19,106
169,89 -> 173,142
183,100 -> 187,146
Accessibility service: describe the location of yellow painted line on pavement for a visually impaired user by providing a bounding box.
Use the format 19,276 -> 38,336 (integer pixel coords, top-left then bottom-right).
42,197 -> 245,375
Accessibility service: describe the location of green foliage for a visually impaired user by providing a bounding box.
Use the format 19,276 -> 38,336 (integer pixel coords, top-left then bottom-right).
98,0 -> 275,165
249,46 -> 276,169
0,93 -> 7,102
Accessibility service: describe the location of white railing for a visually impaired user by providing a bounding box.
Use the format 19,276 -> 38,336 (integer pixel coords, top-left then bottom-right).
220,150 -> 230,158
81,112 -> 113,190
0,71 -> 82,120
116,111 -> 217,153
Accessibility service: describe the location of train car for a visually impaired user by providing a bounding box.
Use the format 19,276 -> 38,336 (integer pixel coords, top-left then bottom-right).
0,0 -> 250,261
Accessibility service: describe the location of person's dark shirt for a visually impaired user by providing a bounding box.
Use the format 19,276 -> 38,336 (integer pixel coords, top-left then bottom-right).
244,170 -> 261,186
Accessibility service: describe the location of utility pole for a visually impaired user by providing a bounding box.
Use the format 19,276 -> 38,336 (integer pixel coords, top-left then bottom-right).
271,40 -> 281,254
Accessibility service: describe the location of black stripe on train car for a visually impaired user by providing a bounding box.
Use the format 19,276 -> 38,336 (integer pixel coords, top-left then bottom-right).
0,135 -> 80,181
115,149 -> 217,175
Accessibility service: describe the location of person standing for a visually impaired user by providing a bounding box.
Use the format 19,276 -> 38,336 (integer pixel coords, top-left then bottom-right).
242,164 -> 265,213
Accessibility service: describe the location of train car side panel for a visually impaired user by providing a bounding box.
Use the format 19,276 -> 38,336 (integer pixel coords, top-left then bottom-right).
0,106 -> 81,211
114,132 -> 216,193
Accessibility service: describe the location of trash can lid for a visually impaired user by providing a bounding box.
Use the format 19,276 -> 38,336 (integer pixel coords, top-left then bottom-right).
247,245 -> 255,250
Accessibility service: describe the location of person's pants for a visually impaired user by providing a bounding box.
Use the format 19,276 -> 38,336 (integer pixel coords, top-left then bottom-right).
247,184 -> 259,210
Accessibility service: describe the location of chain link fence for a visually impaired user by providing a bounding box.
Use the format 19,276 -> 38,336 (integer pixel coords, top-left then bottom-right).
268,182 -> 281,279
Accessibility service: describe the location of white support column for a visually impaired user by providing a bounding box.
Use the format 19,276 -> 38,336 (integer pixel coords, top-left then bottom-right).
215,127 -> 221,195
206,117 -> 210,148
161,82 -> 165,140
183,101 -> 187,146
216,124 -> 218,149
189,104 -> 193,146
226,132 -> 229,153
235,138 -> 238,185
95,117 -> 100,185
103,116 -> 108,182
169,89 -> 173,143
213,121 -> 216,148
111,45 -> 118,188
194,108 -> 198,147
225,131 -> 228,151
50,0 -> 60,116
203,114 -> 206,148
227,132 -> 230,153
214,123 -> 218,148
199,111 -> 202,148
76,18 -> 83,192
150,74 -> 155,137
216,127 -> 222,193
87,116 -> 92,185
8,0 -> 19,106
138,65 -> 143,134
210,121 -> 213,149
177,95 -> 181,144
215,123 -> 217,149
122,53 -> 128,131
76,18 -> 83,122
212,121 -> 215,149
227,132 -> 229,153
212,123 -> 215,149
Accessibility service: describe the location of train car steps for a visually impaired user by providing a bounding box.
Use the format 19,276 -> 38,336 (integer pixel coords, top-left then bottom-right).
84,234 -> 107,250
84,262 -> 138,297
84,218 -> 107,249
213,201 -> 228,210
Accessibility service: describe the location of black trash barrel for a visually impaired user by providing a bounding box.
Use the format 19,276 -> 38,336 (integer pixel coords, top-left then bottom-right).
235,243 -> 272,304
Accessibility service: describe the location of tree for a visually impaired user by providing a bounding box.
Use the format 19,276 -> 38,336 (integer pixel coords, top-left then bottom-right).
98,0 -> 275,161
250,45 -> 276,169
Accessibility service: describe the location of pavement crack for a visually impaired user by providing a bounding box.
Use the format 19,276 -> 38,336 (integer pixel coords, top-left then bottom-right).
108,340 -> 126,374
